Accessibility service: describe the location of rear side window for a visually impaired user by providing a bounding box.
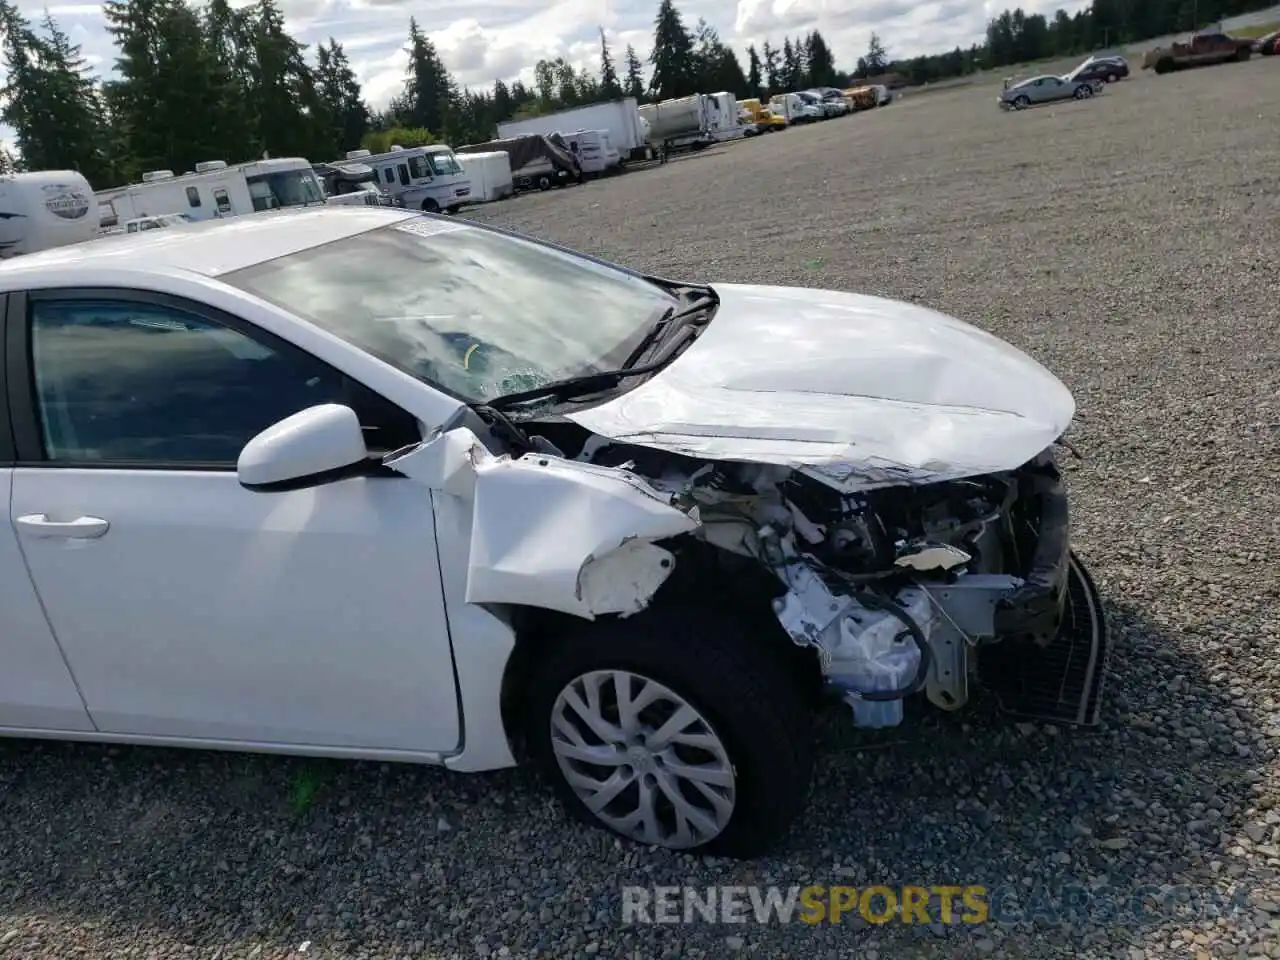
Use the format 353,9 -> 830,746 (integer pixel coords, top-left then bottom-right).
28,298 -> 420,465
186,186 -> 201,208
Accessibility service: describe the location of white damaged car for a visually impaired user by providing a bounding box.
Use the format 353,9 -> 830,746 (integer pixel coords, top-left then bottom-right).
0,207 -> 1108,857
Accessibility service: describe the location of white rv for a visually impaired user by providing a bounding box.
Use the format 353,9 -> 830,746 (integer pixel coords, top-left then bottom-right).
96,157 -> 325,230
339,145 -> 471,214
0,170 -> 98,258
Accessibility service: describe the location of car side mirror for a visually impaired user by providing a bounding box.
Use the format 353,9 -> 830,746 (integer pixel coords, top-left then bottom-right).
237,404 -> 373,491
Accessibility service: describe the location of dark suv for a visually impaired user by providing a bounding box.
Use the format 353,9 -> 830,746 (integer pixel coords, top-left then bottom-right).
1069,56 -> 1130,82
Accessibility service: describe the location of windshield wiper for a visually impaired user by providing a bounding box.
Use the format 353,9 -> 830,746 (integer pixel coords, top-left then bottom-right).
618,287 -> 719,369
485,288 -> 719,413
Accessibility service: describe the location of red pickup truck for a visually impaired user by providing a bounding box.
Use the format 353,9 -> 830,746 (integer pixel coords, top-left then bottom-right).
1142,30 -> 1254,73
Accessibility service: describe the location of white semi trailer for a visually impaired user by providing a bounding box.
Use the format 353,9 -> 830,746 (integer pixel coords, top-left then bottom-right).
496,98 -> 651,163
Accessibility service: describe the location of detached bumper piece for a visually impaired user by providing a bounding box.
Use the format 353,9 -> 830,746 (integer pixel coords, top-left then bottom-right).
979,464 -> 1110,726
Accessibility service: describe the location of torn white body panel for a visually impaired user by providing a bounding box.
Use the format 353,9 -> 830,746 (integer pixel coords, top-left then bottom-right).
566,283 -> 1076,492
391,429 -> 698,619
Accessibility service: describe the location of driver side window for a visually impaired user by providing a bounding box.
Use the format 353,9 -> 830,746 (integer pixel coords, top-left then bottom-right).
28,297 -> 420,465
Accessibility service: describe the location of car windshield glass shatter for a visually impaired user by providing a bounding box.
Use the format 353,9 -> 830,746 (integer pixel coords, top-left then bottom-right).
222,221 -> 678,402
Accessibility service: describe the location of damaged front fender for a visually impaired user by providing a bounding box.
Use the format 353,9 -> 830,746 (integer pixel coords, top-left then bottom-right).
389,428 -> 699,619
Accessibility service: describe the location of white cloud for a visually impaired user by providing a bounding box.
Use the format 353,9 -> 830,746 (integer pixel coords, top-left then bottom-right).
1,0 -> 1092,156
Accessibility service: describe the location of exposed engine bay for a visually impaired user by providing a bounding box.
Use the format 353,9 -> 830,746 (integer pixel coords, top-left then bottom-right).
396,407 -> 1109,732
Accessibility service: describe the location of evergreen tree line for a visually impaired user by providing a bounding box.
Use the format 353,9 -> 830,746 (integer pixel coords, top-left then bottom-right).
0,0 -> 1275,184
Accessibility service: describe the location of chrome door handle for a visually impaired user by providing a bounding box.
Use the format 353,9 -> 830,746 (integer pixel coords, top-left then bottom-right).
15,514 -> 110,539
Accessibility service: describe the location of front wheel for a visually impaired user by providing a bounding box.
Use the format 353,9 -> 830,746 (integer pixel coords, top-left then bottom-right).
524,603 -> 815,858
1013,95 -> 1030,109
537,175 -> 552,191
1236,47 -> 1251,61
1074,84 -> 1093,99
421,198 -> 440,214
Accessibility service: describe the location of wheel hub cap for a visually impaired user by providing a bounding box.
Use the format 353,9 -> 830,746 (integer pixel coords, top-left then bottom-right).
550,669 -> 737,850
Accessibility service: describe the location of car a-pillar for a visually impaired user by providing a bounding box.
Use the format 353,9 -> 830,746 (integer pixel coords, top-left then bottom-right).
496,541 -> 825,858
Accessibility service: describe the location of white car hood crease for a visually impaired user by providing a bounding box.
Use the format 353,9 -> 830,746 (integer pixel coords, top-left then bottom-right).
567,283 -> 1076,492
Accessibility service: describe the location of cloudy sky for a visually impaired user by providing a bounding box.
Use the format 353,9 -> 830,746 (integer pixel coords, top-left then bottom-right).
8,0 -> 1087,152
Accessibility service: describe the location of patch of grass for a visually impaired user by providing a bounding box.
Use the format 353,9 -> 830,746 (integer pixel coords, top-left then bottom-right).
1232,21 -> 1279,38
288,766 -> 325,814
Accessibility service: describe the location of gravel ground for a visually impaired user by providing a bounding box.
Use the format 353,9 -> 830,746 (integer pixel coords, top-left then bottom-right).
5,62 -> 1280,960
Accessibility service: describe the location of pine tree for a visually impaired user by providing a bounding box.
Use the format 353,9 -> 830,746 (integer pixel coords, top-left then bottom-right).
201,0 -> 253,158
402,18 -> 454,136
761,40 -> 780,92
315,39 -> 369,155
599,28 -> 622,97
690,19 -> 748,96
865,32 -> 889,74
0,3 -> 110,183
249,0 -> 329,159
804,30 -> 837,87
623,44 -> 645,100
103,0 -> 228,178
746,44 -> 763,99
648,0 -> 697,100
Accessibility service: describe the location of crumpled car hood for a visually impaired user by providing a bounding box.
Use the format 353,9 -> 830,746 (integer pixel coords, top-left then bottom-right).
566,282 -> 1076,491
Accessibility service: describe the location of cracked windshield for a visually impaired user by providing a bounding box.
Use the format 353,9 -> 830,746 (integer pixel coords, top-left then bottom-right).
223,220 -> 676,402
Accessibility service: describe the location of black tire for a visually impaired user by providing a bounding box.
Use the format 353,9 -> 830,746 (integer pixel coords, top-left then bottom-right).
1154,57 -> 1174,74
1236,47 -> 1251,62
421,198 -> 440,214
537,175 -> 552,191
1013,95 -> 1030,109
1075,84 -> 1093,99
446,205 -> 460,215
524,602 -> 815,858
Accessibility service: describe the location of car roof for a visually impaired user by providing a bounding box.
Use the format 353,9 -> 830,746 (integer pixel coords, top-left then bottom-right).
0,206 -> 421,281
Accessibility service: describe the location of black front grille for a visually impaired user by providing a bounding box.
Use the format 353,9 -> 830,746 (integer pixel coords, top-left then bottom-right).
979,553 -> 1110,726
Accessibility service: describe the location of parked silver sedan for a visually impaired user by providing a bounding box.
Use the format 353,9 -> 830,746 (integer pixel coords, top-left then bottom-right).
997,74 -> 1101,110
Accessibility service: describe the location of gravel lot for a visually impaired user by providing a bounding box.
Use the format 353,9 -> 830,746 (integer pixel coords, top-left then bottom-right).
5,61 -> 1280,960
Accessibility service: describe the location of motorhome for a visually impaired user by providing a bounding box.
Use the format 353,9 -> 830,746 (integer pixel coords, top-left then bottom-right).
0,170 -> 98,257
339,145 -> 471,213
96,158 -> 325,230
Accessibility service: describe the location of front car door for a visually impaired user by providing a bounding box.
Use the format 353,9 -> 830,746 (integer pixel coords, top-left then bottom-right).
0,337 -> 93,731
3,288 -> 462,754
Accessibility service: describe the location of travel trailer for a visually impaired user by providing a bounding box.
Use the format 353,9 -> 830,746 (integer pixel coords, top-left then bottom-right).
456,151 -> 515,204
0,170 -> 98,257
96,158 -> 324,230
338,145 -> 471,213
